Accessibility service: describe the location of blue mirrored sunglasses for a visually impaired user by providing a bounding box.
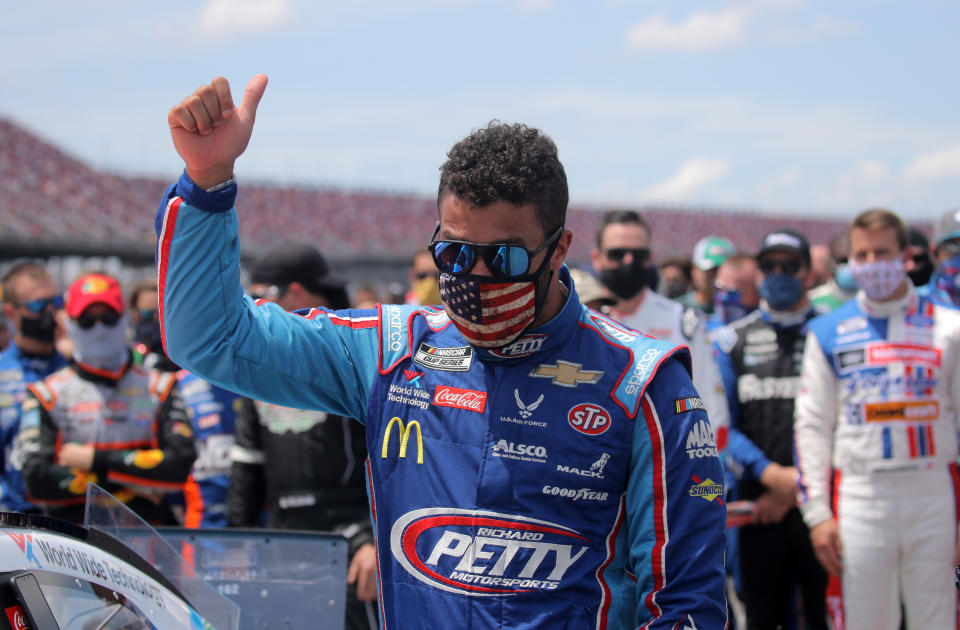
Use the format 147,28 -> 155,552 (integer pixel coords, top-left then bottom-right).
19,295 -> 64,314
429,226 -> 562,279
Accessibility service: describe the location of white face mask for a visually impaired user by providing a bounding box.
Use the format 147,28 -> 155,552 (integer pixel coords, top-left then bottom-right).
66,313 -> 129,371
850,258 -> 906,301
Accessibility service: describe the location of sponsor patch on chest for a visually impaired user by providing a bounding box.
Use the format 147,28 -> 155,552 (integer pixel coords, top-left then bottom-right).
414,343 -> 473,371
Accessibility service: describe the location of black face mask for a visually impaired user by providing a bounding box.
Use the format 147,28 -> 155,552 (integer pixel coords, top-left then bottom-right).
20,311 -> 57,344
907,262 -> 934,288
599,261 -> 659,300
135,319 -> 164,355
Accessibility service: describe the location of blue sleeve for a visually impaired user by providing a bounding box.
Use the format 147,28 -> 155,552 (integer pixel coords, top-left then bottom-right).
155,172 -> 380,422
627,358 -> 727,629
714,346 -> 770,483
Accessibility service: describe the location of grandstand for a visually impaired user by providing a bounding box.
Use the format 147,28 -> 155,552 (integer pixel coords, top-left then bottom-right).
1,116 -> 881,272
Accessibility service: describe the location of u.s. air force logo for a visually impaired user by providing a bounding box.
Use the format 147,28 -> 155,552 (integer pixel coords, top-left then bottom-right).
390,508 -> 588,596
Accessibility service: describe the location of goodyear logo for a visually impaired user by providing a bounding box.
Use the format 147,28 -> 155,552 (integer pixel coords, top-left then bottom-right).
381,417 -> 424,464
688,475 -> 724,505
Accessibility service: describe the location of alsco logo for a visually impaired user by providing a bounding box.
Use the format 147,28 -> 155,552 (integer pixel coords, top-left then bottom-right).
433,385 -> 487,413
390,508 -> 588,596
381,417 -> 424,464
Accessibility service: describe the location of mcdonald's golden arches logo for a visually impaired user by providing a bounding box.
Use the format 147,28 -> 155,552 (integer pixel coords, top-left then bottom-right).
381,417 -> 424,464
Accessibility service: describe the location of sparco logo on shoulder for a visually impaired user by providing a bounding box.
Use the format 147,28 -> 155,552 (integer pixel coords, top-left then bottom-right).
385,305 -> 404,352
390,508 -> 588,596
624,348 -> 662,395
567,403 -> 611,435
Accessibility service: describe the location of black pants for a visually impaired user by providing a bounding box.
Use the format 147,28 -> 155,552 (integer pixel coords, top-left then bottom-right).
738,507 -> 828,630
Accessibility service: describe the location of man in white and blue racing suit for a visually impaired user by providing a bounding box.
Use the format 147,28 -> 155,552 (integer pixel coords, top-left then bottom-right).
795,209 -> 960,629
157,74 -> 727,629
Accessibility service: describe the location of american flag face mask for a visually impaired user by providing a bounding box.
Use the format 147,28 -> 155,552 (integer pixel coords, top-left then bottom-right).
438,275 -> 539,348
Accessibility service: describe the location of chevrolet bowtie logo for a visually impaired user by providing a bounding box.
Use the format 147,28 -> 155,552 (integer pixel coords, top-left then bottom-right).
529,361 -> 604,388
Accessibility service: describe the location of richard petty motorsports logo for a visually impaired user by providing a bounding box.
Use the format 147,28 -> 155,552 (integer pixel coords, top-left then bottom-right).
391,508 -> 588,596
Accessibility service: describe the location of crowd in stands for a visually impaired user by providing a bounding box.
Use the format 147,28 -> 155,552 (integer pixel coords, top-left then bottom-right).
1,116 -> 883,263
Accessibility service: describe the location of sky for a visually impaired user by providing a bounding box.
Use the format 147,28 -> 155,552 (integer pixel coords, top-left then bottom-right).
2,0 -> 959,220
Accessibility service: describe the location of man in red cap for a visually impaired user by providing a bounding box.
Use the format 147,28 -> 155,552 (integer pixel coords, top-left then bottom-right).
17,272 -> 196,524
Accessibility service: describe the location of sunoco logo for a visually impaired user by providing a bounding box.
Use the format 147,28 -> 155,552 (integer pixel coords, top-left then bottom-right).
390,508 -> 588,596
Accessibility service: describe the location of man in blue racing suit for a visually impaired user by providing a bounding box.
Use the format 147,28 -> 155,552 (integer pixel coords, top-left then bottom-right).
157,74 -> 727,629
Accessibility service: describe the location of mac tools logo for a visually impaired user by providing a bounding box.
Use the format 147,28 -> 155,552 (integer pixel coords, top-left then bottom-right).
390,508 -> 588,596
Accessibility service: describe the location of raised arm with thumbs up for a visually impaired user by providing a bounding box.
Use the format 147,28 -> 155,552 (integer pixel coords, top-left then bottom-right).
167,74 -> 268,189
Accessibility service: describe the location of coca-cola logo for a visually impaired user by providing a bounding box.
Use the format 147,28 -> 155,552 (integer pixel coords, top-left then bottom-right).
433,386 -> 487,413
390,508 -> 588,596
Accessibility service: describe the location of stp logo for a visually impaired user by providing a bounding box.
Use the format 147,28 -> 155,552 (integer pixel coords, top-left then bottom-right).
567,403 -> 611,435
390,508 -> 588,596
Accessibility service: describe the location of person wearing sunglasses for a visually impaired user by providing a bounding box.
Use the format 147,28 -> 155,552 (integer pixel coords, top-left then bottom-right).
405,248 -> 441,307
0,262 -> 69,516
713,229 -> 828,629
17,272 -> 196,526
591,209 -> 730,464
795,209 -> 960,629
157,74 -> 727,628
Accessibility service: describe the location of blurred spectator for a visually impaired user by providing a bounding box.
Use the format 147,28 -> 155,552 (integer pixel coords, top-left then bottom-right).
592,210 -> 729,450
0,312 -> 9,353
129,278 -> 177,372
659,256 -> 693,300
0,262 -> 68,514
711,253 -> 760,330
808,232 -> 856,314
405,248 -> 440,306
795,209 -> 960,628
919,207 -> 960,308
228,244 -> 377,630
568,267 -> 615,311
809,244 -> 831,288
905,226 -> 934,288
18,272 -> 195,524
178,369 -> 240,528
352,284 -> 380,310
714,229 -> 826,630
682,235 -> 736,314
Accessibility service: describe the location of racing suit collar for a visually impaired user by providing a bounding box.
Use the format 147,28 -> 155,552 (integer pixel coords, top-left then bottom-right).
759,302 -> 815,328
857,281 -> 916,319
473,265 -> 579,363
73,351 -> 133,385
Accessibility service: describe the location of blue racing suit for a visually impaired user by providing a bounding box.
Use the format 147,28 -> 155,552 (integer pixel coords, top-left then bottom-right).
0,343 -> 67,512
155,172 -> 727,629
177,370 -> 240,528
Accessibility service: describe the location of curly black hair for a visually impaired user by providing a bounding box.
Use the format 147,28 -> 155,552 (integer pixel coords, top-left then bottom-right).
438,121 -> 568,234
